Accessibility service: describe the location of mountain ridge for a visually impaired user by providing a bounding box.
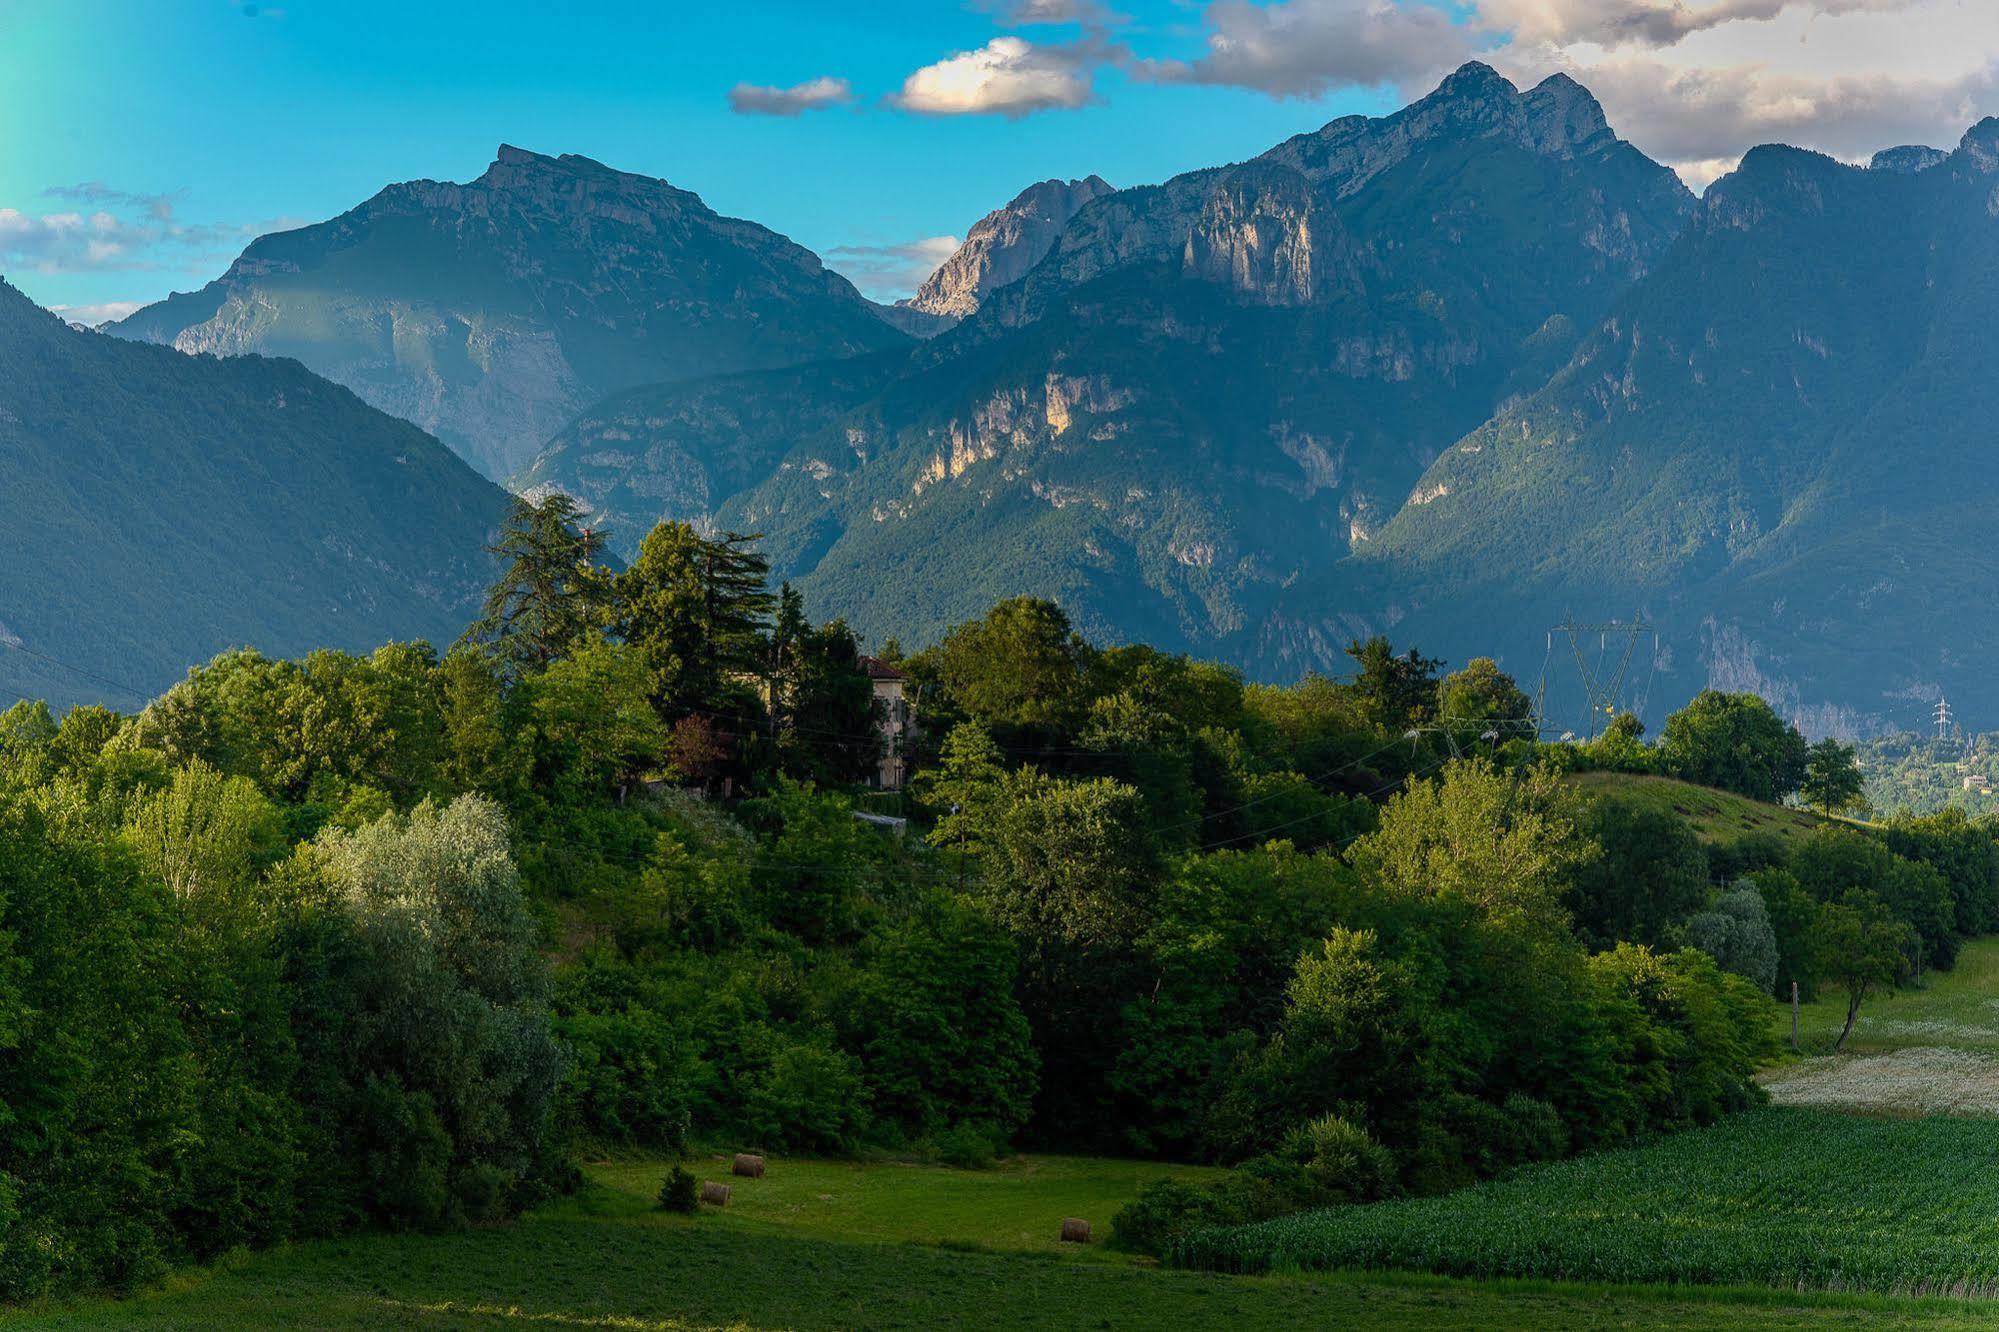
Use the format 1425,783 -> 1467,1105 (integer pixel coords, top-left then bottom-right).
111,144 -> 908,479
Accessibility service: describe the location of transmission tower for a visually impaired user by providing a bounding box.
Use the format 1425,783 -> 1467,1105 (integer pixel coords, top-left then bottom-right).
1935,695 -> 1956,743
1535,615 -> 1658,740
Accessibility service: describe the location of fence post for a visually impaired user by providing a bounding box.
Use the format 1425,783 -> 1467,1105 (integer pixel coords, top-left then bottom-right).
1791,980 -> 1800,1051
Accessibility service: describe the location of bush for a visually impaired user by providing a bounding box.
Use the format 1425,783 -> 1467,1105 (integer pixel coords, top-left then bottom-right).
743,1041 -> 871,1154
931,1122 -> 1002,1170
656,1167 -> 699,1214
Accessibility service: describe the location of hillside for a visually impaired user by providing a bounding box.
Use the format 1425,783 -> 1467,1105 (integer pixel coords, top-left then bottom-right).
112,145 -> 908,479
1570,771 -> 1827,848
0,278 -> 505,709
1361,122 -> 1999,727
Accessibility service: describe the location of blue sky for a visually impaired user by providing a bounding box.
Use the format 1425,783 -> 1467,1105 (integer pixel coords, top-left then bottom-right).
7,0 -> 1996,320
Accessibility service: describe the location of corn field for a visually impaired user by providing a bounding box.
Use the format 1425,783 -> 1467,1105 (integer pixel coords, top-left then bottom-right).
1176,1108 -> 1999,1294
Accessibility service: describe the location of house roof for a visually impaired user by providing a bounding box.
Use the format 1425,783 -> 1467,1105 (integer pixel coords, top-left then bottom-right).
858,655 -> 909,682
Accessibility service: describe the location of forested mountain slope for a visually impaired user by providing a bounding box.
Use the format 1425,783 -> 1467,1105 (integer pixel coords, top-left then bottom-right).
0,278 -> 506,708
1360,121 -> 1999,729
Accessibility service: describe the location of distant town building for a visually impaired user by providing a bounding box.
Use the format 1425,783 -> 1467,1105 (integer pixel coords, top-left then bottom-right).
1964,774 -> 1991,793
860,656 -> 915,790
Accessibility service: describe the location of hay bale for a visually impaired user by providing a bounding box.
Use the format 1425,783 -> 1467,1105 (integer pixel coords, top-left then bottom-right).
700,1181 -> 732,1207
1060,1217 -> 1091,1244
732,1153 -> 766,1179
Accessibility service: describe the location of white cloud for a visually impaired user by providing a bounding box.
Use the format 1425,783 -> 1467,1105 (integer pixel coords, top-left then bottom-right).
890,36 -> 1109,117
1,185 -> 280,275
727,76 -> 857,117
1473,0 -> 1908,51
1132,0 -> 1473,98
0,208 -> 156,272
47,300 -> 143,327
1486,1 -> 1999,183
975,0 -> 1122,25
826,235 -> 963,302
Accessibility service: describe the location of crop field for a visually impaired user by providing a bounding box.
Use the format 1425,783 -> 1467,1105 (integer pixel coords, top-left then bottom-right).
1177,1108 -> 1999,1294
21,1147 -> 1999,1330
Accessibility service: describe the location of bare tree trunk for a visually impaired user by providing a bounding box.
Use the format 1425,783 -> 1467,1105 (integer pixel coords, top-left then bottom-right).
1835,988 -> 1863,1052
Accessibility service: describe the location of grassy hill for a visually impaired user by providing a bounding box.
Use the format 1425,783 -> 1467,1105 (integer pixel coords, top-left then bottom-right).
1569,771 -> 1829,846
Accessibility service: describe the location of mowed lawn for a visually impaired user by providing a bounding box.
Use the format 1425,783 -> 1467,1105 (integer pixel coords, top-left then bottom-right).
14,1149 -> 1999,1330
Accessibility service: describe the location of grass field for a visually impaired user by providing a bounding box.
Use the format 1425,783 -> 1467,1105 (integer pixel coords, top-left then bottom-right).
1763,937 -> 1999,1114
16,1149 -> 1999,1331
1177,1108 -> 1999,1295
1570,771 -> 1830,846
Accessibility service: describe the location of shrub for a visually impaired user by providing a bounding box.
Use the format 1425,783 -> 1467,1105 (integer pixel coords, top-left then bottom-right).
657,1167 -> 699,1214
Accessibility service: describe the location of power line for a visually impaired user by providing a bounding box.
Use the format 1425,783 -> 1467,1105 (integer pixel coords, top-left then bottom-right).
0,637 -> 157,707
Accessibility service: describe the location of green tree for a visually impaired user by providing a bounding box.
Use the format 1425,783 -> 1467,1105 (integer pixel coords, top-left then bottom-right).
913,598 -> 1094,740
1344,636 -> 1444,732
980,771 -> 1160,949
1436,657 -> 1533,742
1350,759 -> 1596,936
1800,738 -> 1867,817
615,522 -> 774,726
1684,888 -> 1779,993
529,635 -> 668,798
463,493 -> 613,676
1567,797 -> 1709,949
1658,691 -> 1808,802
1811,891 -> 1913,1051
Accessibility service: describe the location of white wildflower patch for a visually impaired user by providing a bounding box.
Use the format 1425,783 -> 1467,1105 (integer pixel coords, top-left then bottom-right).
1765,1047 -> 1999,1117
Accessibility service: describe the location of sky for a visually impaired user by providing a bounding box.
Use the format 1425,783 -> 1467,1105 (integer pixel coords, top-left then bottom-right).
6,0 -> 1999,322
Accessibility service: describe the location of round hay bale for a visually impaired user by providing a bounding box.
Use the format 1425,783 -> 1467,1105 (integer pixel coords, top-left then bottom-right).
732,1153 -> 767,1179
1060,1217 -> 1091,1244
700,1181 -> 732,1207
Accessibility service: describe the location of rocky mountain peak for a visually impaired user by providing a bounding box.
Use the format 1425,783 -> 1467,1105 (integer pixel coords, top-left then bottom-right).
1870,144 -> 1948,174
1953,118 -> 1999,173
901,173 -> 1118,320
1522,73 -> 1613,155
1258,62 -> 1662,201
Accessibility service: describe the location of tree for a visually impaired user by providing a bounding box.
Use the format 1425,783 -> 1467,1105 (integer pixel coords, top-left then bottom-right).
980,771 -> 1160,950
1436,658 -> 1533,742
1684,889 -> 1779,993
529,635 -> 668,798
1800,738 -> 1867,817
1811,891 -> 1913,1051
1349,759 -> 1596,936
1568,797 -> 1709,949
766,587 -> 880,786
913,598 -> 1094,740
1344,636 -> 1444,732
1658,691 -> 1808,802
463,493 -> 613,676
615,522 -> 774,724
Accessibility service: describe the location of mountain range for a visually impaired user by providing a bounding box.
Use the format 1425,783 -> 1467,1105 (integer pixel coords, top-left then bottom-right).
0,279 -> 505,710
30,61 -> 1999,729
112,145 -> 908,479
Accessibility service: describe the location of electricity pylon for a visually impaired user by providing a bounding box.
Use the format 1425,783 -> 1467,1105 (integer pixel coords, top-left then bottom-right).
1536,615 -> 1657,740
1935,695 -> 1956,743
